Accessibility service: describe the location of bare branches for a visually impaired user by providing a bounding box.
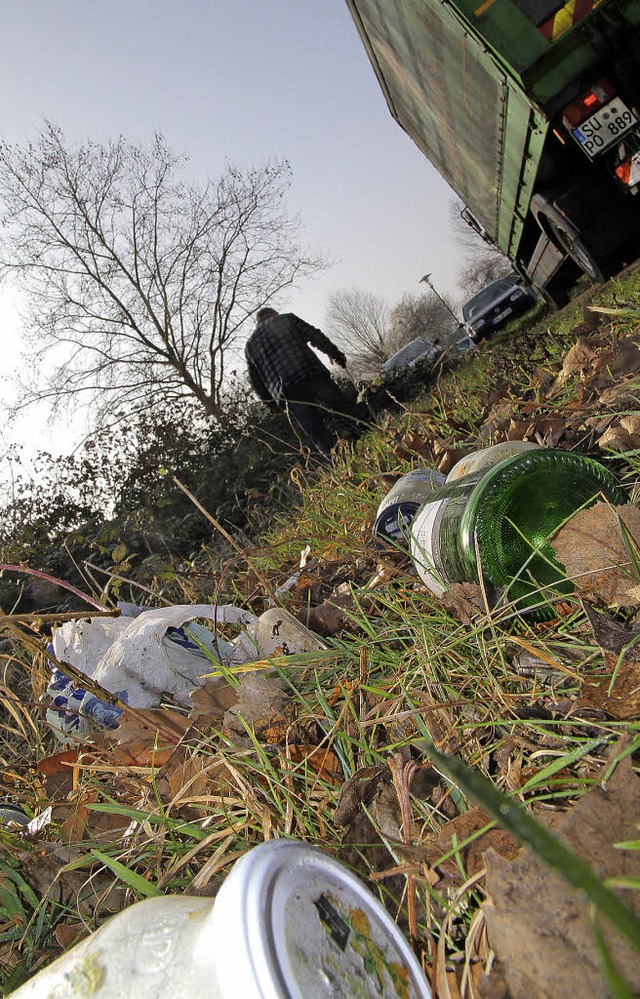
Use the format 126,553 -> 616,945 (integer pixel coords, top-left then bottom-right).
0,124 -> 327,421
449,198 -> 512,296
326,289 -> 394,377
326,287 -> 460,377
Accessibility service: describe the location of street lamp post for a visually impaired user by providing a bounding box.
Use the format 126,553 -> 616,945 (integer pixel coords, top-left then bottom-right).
419,273 -> 462,331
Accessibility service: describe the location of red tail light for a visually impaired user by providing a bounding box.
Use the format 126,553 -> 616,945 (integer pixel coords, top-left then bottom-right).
562,79 -> 616,127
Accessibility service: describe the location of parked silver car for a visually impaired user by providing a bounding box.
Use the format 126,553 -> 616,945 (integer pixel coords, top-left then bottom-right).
380,337 -> 443,379
462,277 -> 537,340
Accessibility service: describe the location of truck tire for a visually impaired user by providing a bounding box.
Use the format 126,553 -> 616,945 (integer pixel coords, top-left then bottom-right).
542,214 -> 606,284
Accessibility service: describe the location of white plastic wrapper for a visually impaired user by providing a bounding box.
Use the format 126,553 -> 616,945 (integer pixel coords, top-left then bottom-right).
47,604 -> 257,740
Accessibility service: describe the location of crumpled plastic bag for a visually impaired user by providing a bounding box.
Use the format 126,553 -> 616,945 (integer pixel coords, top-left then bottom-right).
46,604 -> 257,741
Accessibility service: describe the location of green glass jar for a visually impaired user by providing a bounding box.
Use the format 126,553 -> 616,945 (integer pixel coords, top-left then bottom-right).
410,448 -> 627,614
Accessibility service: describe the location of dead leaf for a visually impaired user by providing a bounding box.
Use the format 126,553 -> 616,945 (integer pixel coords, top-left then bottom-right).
334,766 -> 387,825
551,502 -> 640,607
581,601 -> 640,654
597,378 -> 640,409
594,337 -> 640,383
597,422 -> 640,452
395,432 -> 434,461
506,419 -> 530,441
301,593 -> 355,637
533,416 -> 567,447
188,680 -> 239,722
16,845 -> 127,917
559,336 -> 598,381
37,749 -> 85,777
436,447 -> 470,476
37,748 -> 86,799
59,805 -> 92,844
54,922 -> 88,949
440,582 -> 486,624
597,414 -> 640,452
483,755 -> 640,998
154,745 -> 236,815
418,807 -> 519,887
222,673 -> 295,745
578,651 -> 640,720
285,744 -> 342,782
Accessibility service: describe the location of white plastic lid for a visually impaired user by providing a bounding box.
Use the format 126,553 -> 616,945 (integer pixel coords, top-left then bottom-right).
210,839 -> 432,998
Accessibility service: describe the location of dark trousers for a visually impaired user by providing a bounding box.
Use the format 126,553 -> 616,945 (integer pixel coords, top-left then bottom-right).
284,374 -> 364,455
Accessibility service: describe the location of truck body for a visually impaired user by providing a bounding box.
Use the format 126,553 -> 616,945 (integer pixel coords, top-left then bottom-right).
346,0 -> 640,304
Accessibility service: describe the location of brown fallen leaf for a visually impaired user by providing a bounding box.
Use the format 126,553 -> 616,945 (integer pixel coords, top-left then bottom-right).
285,744 -> 342,782
483,754 -> 640,998
222,673 -> 295,745
533,416 -> 567,447
551,501 -> 640,607
593,336 -> 640,384
188,680 -> 239,722
16,844 -> 127,917
598,414 -> 640,452
301,593 -> 355,637
578,650 -> 640,720
436,447 -> 470,476
440,582 -> 486,624
506,418 -> 531,441
54,922 -> 88,950
154,744 -> 236,816
597,378 -> 640,409
418,807 -> 520,888
553,335 -> 599,388
581,601 -> 640,654
334,766 -> 387,826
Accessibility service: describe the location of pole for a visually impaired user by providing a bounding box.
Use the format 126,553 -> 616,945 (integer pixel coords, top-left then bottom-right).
419,273 -> 462,330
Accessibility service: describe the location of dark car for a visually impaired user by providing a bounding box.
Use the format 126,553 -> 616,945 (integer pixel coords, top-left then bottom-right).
462,277 -> 537,340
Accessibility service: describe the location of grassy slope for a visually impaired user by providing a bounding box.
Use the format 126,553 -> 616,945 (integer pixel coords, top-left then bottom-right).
2,269 -> 640,994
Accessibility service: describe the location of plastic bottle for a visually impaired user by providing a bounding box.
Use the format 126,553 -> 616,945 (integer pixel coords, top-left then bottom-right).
374,468 -> 446,544
10,840 -> 432,999
410,447 -> 626,613
445,440 -> 538,482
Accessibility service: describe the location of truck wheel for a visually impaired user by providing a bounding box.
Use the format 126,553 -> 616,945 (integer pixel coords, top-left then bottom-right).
544,215 -> 606,284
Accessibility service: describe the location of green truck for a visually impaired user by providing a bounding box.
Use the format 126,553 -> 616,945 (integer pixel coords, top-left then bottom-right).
346,0 -> 640,304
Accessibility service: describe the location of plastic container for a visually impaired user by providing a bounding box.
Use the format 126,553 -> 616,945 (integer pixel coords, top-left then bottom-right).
230,607 -> 326,665
10,840 -> 432,998
410,447 -> 626,613
374,468 -> 446,544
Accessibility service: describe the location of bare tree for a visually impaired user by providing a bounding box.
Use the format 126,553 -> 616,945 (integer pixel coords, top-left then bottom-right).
0,123 -> 326,421
326,286 -> 461,376
449,199 -> 512,297
326,288 -> 394,376
390,292 -> 460,349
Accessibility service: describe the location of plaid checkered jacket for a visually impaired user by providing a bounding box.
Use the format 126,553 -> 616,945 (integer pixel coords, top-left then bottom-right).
245,313 -> 345,402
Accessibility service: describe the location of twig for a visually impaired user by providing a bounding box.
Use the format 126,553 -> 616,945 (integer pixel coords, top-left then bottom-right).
0,564 -> 104,610
172,477 -> 275,601
388,751 -> 419,941
0,609 -> 119,627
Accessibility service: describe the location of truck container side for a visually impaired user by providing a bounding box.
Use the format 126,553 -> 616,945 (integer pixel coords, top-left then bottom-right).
346,0 -> 640,303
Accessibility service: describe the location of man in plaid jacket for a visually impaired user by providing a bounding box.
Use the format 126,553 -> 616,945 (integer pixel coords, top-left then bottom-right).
245,307 -> 362,454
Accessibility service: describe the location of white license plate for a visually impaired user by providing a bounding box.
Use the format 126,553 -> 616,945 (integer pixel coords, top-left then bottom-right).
492,308 -> 512,325
572,99 -> 638,160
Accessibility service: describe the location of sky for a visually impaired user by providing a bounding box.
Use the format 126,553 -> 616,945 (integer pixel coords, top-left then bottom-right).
0,0 -> 462,457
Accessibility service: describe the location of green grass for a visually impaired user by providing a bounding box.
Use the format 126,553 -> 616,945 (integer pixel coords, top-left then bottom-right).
2,269 -> 640,993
